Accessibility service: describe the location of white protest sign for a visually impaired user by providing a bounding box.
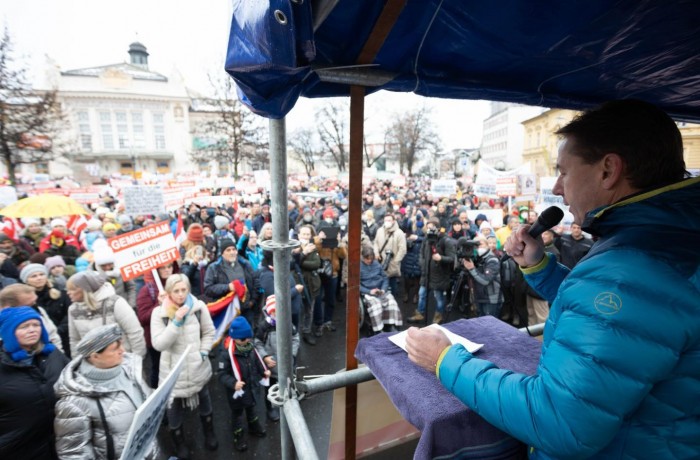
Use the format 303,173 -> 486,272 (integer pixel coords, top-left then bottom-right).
430,179 -> 456,197
108,222 -> 178,281
119,345 -> 191,460
467,209 -> 504,228
517,174 -> 537,196
496,176 -> 517,197
253,170 -> 271,190
538,177 -> 567,209
123,186 -> 165,216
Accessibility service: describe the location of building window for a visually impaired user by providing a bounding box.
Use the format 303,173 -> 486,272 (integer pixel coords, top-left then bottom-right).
153,113 -> 166,150
77,111 -> 92,151
198,160 -> 209,172
156,160 -> 170,173
218,161 -> 229,175
99,111 -> 114,150
35,162 -> 49,174
115,111 -> 129,149
131,112 -> 145,149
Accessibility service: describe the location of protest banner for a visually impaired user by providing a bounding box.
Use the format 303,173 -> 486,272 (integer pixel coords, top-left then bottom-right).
430,179 -> 456,197
108,222 -> 178,281
123,186 -> 165,216
119,345 -> 191,460
253,170 -> 271,190
496,176 -> 517,197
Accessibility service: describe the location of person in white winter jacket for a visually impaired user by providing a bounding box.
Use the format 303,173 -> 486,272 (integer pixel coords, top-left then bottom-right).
66,272 -> 146,358
150,273 -> 218,459
54,324 -> 150,460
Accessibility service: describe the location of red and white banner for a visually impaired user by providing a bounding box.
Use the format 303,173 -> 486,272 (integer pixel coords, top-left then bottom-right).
108,222 -> 178,281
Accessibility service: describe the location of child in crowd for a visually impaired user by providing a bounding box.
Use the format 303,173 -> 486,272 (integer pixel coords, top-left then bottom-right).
218,316 -> 271,452
254,295 -> 299,422
44,255 -> 67,291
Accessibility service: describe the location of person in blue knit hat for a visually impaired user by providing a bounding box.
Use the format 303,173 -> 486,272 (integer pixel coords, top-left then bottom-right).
217,315 -> 271,452
0,306 -> 69,458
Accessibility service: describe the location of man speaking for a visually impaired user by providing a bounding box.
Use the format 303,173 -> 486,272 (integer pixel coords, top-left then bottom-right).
406,100 -> 700,459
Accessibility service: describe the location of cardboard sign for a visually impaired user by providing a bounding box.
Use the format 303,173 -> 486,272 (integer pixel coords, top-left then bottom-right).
108,222 -> 178,281
123,186 -> 165,216
430,179 -> 456,197
119,345 -> 191,460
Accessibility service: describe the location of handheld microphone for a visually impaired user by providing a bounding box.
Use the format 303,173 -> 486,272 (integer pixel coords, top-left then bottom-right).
528,206 -> 564,239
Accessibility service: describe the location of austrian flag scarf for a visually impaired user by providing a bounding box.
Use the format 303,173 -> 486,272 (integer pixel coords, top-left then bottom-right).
227,339 -> 269,399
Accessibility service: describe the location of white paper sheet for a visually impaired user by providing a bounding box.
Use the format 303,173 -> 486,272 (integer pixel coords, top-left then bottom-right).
389,324 -> 483,354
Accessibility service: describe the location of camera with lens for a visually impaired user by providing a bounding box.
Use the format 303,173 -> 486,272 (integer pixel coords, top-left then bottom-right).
455,237 -> 479,264
425,227 -> 439,243
381,250 -> 394,271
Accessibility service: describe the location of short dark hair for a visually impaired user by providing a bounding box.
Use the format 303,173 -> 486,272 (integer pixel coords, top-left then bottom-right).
556,99 -> 687,190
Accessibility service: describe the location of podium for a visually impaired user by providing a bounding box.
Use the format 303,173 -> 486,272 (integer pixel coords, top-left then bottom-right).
355,316 -> 542,459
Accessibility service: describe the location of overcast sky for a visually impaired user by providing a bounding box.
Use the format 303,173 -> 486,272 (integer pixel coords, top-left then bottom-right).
1,0 -> 490,151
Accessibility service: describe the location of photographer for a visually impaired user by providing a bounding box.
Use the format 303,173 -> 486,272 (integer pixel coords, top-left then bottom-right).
407,217 -> 455,325
373,214 -> 407,296
461,236 -> 503,318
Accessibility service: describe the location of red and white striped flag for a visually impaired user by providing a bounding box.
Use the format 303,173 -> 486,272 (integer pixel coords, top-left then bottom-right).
67,214 -> 88,239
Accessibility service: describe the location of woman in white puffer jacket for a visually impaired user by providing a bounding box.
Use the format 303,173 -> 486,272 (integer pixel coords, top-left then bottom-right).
67,271 -> 146,358
150,274 -> 218,459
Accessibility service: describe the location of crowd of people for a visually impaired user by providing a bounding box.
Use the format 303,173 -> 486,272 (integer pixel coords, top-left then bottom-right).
0,169 -> 597,459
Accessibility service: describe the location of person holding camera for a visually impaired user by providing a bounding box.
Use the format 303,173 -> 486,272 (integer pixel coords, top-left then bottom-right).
373,214 -> 407,296
407,217 -> 455,325
461,235 -> 503,318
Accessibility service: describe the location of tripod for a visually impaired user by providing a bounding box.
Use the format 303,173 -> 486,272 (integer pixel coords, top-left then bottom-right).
444,267 -> 473,323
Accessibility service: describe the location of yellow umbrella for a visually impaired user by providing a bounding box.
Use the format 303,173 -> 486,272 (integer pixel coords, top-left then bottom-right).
0,194 -> 90,218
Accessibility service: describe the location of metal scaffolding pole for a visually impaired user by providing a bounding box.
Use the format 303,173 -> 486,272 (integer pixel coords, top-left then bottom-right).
265,117 -> 302,460
296,367 -> 375,397
284,399 -> 321,460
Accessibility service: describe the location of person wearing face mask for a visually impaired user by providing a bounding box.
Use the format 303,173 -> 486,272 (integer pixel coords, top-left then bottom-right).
372,213 -> 407,297
295,207 -> 318,234
362,209 -> 378,241
460,235 -> 503,318
89,241 -> 137,308
317,207 -> 337,232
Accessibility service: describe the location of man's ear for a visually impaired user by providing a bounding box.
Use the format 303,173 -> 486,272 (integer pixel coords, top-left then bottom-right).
600,153 -> 625,190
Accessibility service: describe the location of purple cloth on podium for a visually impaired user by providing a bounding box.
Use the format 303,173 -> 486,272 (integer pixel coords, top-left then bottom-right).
355,316 -> 541,460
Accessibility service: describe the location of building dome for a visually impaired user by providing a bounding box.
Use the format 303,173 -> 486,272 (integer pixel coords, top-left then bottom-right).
128,42 -> 149,68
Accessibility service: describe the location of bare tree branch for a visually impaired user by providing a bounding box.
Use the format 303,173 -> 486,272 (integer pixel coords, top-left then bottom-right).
289,128 -> 320,179
0,28 -> 66,184
384,106 -> 441,176
315,101 -> 348,172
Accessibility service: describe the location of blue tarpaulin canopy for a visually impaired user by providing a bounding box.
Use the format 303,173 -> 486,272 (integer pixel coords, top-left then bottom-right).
225,0 -> 700,120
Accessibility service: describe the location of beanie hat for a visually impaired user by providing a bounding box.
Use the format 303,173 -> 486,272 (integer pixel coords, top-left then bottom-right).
44,255 -> 66,271
187,223 -> 204,243
219,238 -> 235,254
0,306 -> 54,362
322,208 -> 335,219
95,207 -> 109,217
19,263 -> 48,283
117,215 -> 132,225
265,295 -> 276,316
228,316 -> 253,339
102,223 -> 117,233
479,221 -> 493,230
93,246 -> 116,266
69,271 -> 107,293
50,218 -> 67,228
21,217 -> 40,227
475,213 -> 487,224
104,212 -> 116,221
264,295 -> 276,326
76,324 -> 122,358
214,215 -> 229,230
87,218 -> 103,231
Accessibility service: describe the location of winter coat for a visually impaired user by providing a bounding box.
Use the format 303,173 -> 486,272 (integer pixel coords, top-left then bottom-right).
35,284 -> 71,352
554,233 -> 594,269
419,233 -> 456,291
21,228 -> 47,252
217,338 -> 267,410
150,297 -> 215,398
203,257 -> 258,312
401,232 -> 424,279
0,347 -> 68,459
359,260 -> 390,294
372,221 -> 407,277
254,319 -> 299,380
42,243 -> 82,266
466,250 -> 503,305
340,232 -> 374,286
293,248 -> 321,298
136,264 -> 179,349
179,261 -> 208,301
259,266 -> 301,317
68,283 -> 146,358
88,263 -> 137,307
315,237 -> 347,278
439,177 -> 700,459
53,354 -> 150,460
